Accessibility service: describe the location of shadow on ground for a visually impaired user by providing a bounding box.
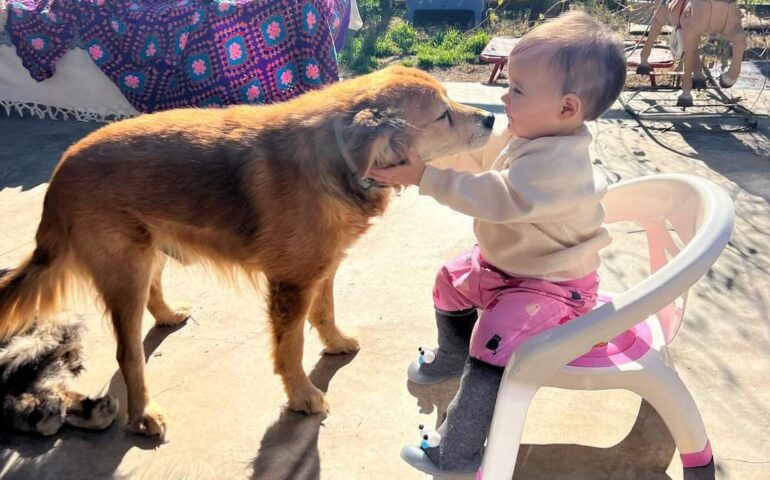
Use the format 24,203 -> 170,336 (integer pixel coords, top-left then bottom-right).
249,352 -> 358,480
0,114 -> 101,191
607,94 -> 770,203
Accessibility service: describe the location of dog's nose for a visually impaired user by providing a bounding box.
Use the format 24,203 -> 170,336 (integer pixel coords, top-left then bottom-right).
483,113 -> 495,129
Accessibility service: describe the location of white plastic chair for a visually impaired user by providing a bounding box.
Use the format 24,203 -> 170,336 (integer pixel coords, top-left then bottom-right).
477,174 -> 735,480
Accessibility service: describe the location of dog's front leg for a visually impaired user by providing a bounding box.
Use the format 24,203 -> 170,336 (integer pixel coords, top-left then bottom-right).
268,279 -> 327,414
308,269 -> 360,354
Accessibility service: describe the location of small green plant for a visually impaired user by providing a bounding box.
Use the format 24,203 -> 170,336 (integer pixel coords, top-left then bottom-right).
374,20 -> 419,57
339,0 -> 389,74
387,21 -> 419,53
357,0 -> 382,24
374,36 -> 401,57
338,35 -> 378,74
414,28 -> 491,68
465,29 -> 492,55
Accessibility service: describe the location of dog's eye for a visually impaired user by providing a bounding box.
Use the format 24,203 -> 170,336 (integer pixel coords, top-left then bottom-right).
436,110 -> 452,126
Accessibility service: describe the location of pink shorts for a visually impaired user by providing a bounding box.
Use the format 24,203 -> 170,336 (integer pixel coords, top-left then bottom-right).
433,247 -> 599,367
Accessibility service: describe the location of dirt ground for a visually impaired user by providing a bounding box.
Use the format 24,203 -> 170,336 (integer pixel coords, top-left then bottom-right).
422,63 -> 499,83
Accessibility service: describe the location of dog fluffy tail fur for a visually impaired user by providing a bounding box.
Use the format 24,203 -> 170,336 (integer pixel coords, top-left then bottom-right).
0,219 -> 74,341
0,302 -> 119,436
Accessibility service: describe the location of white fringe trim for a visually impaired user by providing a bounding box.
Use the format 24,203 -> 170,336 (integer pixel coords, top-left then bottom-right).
0,99 -> 138,122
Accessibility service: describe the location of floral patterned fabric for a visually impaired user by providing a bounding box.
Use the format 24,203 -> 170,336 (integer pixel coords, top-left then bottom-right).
5,0 -> 350,112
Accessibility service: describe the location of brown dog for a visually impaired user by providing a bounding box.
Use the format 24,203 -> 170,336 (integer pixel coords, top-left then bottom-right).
0,66 -> 494,436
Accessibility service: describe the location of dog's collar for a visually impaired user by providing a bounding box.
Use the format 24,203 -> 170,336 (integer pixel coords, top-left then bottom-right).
334,126 -> 375,191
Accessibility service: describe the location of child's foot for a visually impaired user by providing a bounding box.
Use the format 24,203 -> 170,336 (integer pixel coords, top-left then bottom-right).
400,424 -> 482,475
399,445 -> 481,475
407,346 -> 465,384
407,307 -> 477,385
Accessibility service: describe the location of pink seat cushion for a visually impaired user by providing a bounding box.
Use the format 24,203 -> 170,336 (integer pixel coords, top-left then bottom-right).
567,294 -> 654,368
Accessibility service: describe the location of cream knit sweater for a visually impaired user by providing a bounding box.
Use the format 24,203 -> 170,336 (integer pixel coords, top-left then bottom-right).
420,125 -> 611,282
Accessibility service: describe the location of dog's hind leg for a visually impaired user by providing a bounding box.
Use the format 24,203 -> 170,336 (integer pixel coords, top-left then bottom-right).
81,241 -> 168,437
147,253 -> 191,327
62,390 -> 119,430
308,268 -> 360,355
268,278 -> 328,414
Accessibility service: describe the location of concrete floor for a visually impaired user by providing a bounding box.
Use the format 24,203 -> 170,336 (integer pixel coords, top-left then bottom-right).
1,81 -> 769,480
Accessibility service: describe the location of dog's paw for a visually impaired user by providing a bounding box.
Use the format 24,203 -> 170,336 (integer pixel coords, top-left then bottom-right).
288,383 -> 328,414
127,400 -> 169,437
90,395 -> 119,430
35,400 -> 66,436
323,335 -> 360,355
154,304 -> 192,327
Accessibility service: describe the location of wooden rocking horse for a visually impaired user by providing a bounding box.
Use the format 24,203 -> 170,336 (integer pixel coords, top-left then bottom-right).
635,0 -> 747,107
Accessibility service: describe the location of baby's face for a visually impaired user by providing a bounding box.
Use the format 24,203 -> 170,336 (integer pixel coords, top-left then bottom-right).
501,51 -> 568,139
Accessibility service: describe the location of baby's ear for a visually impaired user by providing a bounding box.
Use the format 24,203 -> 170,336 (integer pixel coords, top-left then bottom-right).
339,108 -> 408,175
560,93 -> 582,120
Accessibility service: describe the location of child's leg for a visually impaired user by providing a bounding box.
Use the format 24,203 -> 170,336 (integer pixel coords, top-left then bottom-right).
410,307 -> 477,381
470,290 -> 573,368
401,357 -> 503,473
426,357 -> 503,468
409,252 -> 479,384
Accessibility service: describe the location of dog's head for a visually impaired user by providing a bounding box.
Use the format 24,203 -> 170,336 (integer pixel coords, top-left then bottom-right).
334,66 -> 495,180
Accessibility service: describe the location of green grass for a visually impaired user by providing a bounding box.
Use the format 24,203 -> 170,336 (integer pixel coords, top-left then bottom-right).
338,0 -> 385,74
338,34 -> 379,74
339,2 -> 492,74
374,20 -> 418,57
415,29 -> 491,68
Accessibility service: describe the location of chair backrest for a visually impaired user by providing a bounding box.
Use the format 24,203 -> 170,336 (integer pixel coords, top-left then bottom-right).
507,174 -> 734,384
602,174 -> 722,344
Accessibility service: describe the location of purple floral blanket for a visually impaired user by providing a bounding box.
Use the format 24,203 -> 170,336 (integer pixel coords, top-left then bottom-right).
5,0 -> 350,112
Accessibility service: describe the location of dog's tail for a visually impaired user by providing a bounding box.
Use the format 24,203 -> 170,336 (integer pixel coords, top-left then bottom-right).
0,214 -> 73,342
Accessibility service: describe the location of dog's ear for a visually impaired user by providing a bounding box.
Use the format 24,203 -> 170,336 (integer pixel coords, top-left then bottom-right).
339,108 -> 408,176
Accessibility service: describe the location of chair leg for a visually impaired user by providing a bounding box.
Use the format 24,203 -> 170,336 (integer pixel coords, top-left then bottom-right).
488,62 -> 504,84
629,352 -> 713,468
477,382 -> 538,480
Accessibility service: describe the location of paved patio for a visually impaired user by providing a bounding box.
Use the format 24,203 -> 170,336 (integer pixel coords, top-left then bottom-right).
0,80 -> 769,480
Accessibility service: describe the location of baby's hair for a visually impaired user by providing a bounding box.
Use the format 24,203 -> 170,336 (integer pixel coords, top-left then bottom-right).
511,11 -> 626,121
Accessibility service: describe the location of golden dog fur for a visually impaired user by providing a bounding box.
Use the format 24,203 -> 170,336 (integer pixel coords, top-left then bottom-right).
0,66 -> 494,436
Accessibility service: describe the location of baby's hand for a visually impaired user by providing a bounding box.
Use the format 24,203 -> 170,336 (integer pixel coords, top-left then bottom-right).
369,148 -> 426,187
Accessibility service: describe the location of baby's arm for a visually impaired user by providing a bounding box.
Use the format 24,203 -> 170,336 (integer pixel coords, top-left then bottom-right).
421,140 -> 597,224
368,126 -> 511,186
429,126 -> 512,173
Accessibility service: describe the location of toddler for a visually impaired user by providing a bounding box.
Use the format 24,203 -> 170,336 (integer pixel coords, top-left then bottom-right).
370,11 -> 626,475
